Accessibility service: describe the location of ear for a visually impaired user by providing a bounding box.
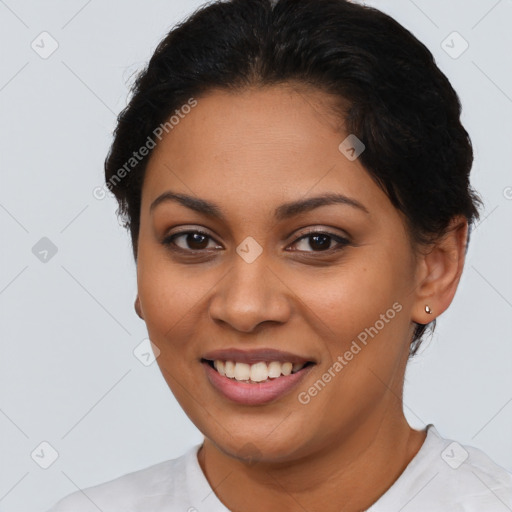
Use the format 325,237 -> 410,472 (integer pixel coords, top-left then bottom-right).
411,215 -> 468,324
134,295 -> 144,320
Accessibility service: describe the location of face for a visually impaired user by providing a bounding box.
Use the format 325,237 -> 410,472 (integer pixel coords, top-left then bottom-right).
136,84 -> 421,463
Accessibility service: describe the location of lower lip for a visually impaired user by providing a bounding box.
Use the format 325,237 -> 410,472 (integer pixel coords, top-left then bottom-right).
202,361 -> 315,405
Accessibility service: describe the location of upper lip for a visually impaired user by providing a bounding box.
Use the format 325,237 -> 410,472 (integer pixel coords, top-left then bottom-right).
201,348 -> 315,365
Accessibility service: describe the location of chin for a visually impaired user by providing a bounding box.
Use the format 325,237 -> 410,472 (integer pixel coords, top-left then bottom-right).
202,419 -> 317,466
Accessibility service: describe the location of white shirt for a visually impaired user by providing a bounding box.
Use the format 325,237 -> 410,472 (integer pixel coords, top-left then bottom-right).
47,424 -> 512,511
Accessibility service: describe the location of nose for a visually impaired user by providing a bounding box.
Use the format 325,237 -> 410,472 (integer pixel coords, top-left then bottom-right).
208,255 -> 292,333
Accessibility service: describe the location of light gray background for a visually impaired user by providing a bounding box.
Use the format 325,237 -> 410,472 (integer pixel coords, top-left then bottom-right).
1,0 -> 511,511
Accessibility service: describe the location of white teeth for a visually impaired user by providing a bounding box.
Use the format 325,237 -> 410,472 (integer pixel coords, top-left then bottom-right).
281,362 -> 292,376
234,362 -> 251,381
268,361 -> 282,378
211,359 -> 308,382
250,362 -> 269,382
224,360 -> 236,378
213,360 -> 225,376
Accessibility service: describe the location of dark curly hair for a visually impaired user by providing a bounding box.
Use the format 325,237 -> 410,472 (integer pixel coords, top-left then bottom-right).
103,0 -> 482,357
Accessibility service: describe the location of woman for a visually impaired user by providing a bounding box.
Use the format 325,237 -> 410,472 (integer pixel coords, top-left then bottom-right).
48,0 -> 512,510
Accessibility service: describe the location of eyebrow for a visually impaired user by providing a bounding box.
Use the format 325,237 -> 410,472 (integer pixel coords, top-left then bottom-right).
149,191 -> 369,220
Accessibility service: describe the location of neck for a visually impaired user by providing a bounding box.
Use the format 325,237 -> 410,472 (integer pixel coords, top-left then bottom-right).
198,409 -> 427,512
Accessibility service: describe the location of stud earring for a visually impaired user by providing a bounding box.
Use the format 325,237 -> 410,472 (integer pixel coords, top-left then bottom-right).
425,305 -> 432,315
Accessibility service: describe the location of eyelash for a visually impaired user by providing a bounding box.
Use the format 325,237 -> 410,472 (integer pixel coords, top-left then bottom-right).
161,229 -> 351,255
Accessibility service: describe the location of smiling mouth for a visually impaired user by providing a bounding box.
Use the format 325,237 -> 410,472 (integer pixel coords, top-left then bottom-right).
201,358 -> 315,384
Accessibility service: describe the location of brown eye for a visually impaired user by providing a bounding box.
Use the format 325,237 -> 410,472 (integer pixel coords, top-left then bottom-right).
162,230 -> 221,252
289,231 -> 350,253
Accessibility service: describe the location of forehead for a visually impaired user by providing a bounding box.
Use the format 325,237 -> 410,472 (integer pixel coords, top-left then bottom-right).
141,85 -> 386,216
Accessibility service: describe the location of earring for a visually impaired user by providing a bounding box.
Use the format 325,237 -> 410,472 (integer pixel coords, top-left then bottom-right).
425,305 -> 432,315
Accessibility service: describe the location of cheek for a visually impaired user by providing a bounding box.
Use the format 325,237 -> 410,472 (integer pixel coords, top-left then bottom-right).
292,245 -> 413,398
298,255 -> 403,339
292,261 -> 410,427
136,244 -> 205,352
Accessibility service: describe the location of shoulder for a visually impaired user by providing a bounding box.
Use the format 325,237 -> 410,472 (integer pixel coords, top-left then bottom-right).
369,425 -> 512,511
46,445 -> 200,512
436,432 -> 512,509
387,425 -> 512,511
